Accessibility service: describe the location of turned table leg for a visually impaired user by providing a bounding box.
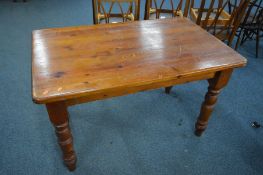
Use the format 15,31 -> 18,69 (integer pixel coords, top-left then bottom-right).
46,102 -> 77,171
195,69 -> 233,136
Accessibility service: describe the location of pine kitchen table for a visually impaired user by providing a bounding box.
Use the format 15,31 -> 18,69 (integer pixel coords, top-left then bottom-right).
32,18 -> 246,171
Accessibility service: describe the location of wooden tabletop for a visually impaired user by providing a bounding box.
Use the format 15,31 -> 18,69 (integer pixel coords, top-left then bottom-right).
32,18 -> 246,104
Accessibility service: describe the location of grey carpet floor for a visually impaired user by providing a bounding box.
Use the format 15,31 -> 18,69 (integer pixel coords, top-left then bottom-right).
0,0 -> 263,174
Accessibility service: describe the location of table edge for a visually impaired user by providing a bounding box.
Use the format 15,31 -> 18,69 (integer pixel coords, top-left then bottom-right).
32,60 -> 246,104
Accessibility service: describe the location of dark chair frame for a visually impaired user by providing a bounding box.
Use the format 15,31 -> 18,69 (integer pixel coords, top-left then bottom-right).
234,0 -> 263,58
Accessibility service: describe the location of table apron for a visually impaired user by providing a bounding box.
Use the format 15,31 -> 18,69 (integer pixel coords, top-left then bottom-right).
66,71 -> 215,106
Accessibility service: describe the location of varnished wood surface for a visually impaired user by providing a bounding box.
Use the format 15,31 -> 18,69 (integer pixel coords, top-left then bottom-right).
32,18 -> 246,104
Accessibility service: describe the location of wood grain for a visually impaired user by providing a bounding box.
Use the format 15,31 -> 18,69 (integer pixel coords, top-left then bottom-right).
32,18 -> 246,104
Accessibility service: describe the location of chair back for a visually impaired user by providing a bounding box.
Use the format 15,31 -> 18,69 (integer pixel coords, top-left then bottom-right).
241,0 -> 263,26
144,0 -> 191,20
92,0 -> 140,24
190,0 -> 250,46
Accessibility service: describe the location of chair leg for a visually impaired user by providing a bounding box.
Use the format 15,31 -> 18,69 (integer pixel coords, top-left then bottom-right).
235,30 -> 243,50
165,86 -> 173,94
256,29 -> 259,58
144,0 -> 150,20
240,30 -> 249,46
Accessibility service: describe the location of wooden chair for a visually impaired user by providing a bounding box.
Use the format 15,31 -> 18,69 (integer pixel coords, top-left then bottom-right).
144,0 -> 191,20
92,0 -> 140,24
235,0 -> 263,57
189,0 -> 250,46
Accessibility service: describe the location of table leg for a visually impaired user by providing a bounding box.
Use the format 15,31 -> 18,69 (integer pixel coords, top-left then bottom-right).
195,69 -> 233,136
165,86 -> 173,94
46,102 -> 77,171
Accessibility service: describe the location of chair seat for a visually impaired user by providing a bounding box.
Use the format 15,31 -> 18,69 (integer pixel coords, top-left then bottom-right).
190,8 -> 231,26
